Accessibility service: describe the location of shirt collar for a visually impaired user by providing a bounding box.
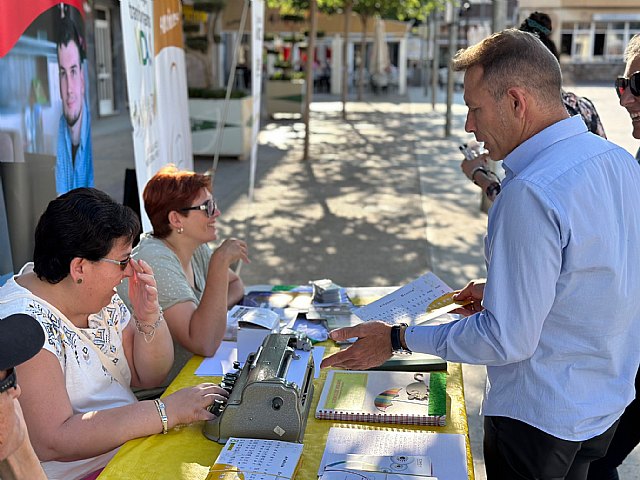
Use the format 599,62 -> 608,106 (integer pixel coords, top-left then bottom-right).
503,115 -> 587,178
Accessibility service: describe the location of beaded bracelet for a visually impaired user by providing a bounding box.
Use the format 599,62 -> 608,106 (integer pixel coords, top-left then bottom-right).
134,309 -> 164,344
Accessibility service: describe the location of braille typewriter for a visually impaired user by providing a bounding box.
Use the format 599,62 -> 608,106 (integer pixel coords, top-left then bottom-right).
203,333 -> 315,443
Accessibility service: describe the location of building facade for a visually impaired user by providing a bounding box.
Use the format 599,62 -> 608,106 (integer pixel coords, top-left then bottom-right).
519,0 -> 640,81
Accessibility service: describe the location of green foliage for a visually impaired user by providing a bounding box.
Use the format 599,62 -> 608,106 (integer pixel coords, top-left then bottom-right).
281,13 -> 306,22
274,60 -> 293,69
183,23 -> 200,34
192,0 -> 228,13
281,33 -> 306,43
304,30 -> 326,38
185,36 -> 208,53
269,71 -> 306,81
268,0 -> 442,23
185,34 -> 221,52
188,88 -> 249,99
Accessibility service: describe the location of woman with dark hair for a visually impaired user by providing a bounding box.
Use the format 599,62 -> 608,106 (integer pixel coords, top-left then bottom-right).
519,11 -> 606,138
117,165 -> 249,395
0,188 -> 227,480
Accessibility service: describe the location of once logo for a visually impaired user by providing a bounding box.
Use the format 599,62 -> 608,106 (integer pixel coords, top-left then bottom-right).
136,28 -> 152,66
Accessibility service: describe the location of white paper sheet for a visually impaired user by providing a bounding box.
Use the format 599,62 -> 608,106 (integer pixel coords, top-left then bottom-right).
318,427 -> 468,480
194,341 -> 238,376
354,272 -> 453,326
194,341 -> 324,378
213,437 -> 303,479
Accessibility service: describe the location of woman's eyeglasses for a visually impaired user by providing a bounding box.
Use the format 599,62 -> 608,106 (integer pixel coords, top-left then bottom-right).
99,256 -> 131,271
615,71 -> 640,98
0,368 -> 17,394
180,198 -> 217,218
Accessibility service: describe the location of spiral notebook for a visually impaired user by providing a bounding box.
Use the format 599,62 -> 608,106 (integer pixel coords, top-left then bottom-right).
315,370 -> 447,426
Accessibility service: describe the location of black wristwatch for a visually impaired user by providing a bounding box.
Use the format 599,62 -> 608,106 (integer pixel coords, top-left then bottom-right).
390,323 -> 412,355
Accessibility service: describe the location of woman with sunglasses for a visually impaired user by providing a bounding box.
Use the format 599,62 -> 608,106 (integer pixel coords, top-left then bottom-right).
118,165 -> 249,398
614,36 -> 640,163
0,188 -> 228,480
586,34 -> 640,480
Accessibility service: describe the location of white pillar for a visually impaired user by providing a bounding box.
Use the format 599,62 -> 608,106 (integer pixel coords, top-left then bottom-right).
331,34 -> 342,95
347,37 -> 354,90
398,34 -> 408,95
292,43 -> 301,69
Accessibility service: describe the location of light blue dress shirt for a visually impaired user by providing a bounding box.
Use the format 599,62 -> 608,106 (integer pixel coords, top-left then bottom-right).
56,98 -> 94,195
407,116 -> 640,441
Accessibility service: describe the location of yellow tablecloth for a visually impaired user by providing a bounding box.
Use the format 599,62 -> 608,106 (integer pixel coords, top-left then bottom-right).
99,349 -> 474,480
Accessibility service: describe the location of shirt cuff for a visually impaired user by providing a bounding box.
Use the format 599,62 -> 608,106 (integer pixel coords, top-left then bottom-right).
404,325 -> 438,356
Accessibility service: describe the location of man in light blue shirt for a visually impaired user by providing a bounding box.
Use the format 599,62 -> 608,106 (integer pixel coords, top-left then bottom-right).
322,29 -> 640,479
55,16 -> 94,196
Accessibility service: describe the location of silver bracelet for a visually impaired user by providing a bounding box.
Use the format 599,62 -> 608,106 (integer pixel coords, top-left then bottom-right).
153,398 -> 168,434
134,309 -> 164,344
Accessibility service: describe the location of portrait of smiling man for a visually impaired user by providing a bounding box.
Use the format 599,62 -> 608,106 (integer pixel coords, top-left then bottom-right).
56,14 -> 94,196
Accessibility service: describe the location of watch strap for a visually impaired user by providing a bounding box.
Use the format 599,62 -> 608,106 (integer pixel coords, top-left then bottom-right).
390,323 -> 411,354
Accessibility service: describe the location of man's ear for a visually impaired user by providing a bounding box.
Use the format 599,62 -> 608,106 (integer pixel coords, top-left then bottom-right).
506,87 -> 528,119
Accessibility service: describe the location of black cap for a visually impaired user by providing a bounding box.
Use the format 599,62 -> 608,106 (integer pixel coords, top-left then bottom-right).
0,314 -> 45,371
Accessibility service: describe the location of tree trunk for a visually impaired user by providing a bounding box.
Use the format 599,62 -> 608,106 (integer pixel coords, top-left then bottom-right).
206,10 -> 223,89
209,11 -> 225,88
341,1 -> 352,119
357,14 -> 367,101
303,0 -> 318,161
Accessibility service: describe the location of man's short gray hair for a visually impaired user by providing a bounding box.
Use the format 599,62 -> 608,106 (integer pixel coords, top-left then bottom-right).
452,29 -> 563,107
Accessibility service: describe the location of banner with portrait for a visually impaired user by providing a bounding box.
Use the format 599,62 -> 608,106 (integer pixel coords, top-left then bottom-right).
0,0 -> 91,272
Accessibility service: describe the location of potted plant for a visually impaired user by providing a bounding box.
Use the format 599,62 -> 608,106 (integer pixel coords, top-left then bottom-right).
265,37 -> 306,117
188,88 -> 252,159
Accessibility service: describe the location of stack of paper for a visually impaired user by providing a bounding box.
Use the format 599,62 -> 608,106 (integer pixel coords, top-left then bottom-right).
318,427 -> 468,480
321,454 -> 436,479
208,437 -> 303,480
353,272 -> 454,325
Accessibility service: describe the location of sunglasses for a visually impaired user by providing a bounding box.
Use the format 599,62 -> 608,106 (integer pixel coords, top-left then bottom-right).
0,368 -> 17,394
180,198 -> 217,218
615,71 -> 640,99
99,256 -> 131,271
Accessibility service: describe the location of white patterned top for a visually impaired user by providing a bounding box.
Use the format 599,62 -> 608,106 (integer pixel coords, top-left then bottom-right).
0,263 -> 136,480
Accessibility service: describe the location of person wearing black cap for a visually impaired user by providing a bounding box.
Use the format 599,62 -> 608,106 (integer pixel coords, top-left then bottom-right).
0,313 -> 46,480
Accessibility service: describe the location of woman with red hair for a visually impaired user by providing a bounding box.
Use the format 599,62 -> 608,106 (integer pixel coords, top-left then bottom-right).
118,165 -> 249,397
